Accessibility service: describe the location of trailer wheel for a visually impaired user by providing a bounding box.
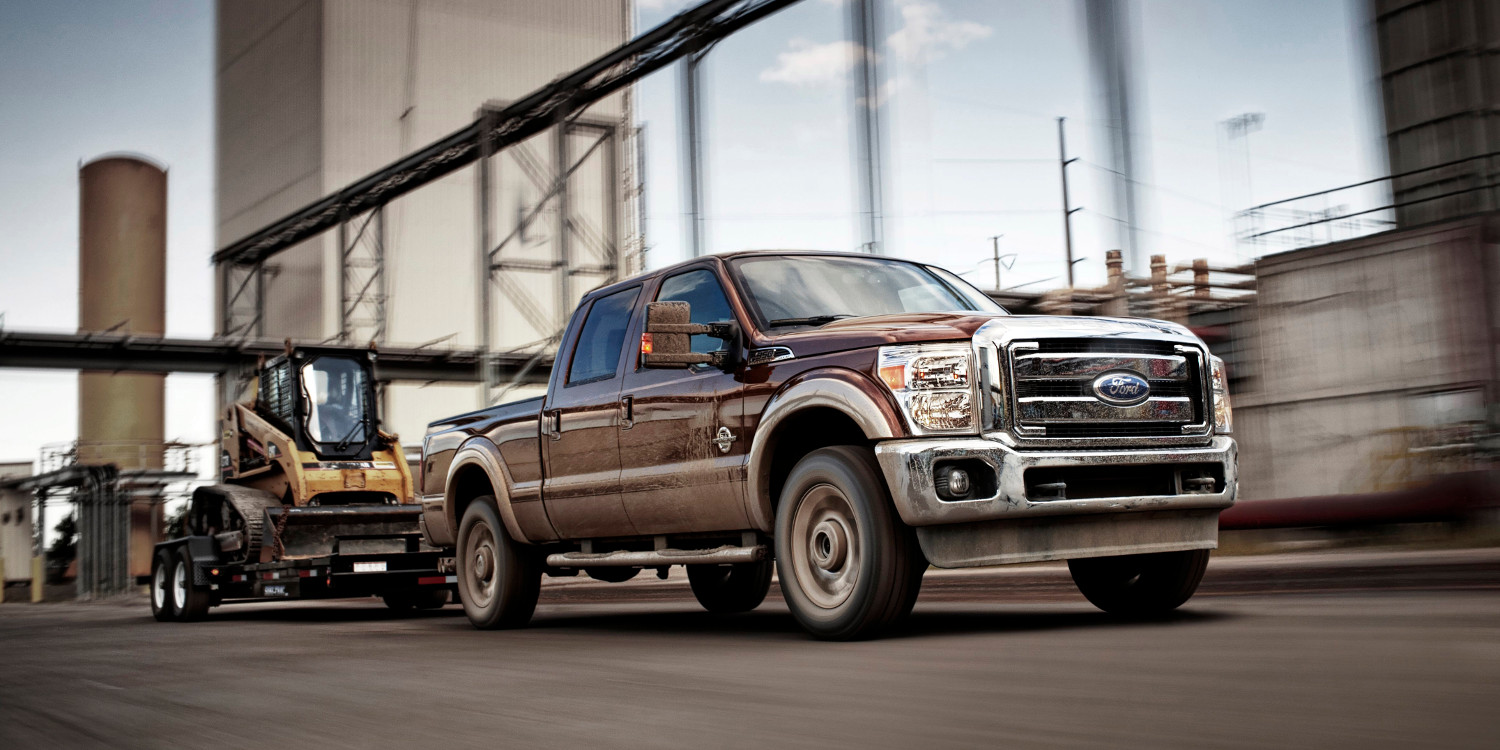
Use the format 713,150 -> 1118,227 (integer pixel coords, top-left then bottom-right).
171,548 -> 213,622
150,549 -> 177,622
1068,549 -> 1211,616
383,589 -> 449,611
687,559 -> 773,614
456,495 -> 540,629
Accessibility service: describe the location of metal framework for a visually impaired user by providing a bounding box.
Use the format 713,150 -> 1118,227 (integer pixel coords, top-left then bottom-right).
339,206 -> 387,345
0,330 -> 550,384
212,0 -> 800,269
210,0 -> 802,402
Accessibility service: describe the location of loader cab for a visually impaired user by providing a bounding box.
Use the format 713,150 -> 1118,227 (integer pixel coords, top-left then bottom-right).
258,348 -> 380,461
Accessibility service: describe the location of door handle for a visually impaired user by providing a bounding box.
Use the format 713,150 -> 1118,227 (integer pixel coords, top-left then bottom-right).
546,409 -> 562,440
620,396 -> 634,429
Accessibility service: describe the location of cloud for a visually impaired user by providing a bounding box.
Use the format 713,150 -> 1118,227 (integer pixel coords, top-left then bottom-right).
759,39 -> 871,87
886,0 -> 992,65
636,0 -> 693,11
759,1 -> 991,89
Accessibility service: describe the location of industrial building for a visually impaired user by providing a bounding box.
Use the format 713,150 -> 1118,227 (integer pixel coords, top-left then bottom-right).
215,0 -> 634,440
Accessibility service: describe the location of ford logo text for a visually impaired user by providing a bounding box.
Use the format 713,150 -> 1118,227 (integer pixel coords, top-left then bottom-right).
1091,372 -> 1151,407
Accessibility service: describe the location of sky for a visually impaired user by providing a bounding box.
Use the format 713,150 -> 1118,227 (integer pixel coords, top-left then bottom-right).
0,0 -> 1384,467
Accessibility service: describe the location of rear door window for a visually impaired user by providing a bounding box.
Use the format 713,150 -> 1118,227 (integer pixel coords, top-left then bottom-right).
567,287 -> 640,385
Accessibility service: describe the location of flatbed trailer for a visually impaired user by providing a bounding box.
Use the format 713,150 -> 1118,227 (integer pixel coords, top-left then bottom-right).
151,505 -> 456,620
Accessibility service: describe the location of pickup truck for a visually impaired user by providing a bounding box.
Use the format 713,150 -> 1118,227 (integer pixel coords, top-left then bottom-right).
419,250 -> 1236,640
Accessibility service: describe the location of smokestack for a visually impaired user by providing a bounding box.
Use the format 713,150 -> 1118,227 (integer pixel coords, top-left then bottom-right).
77,154 -> 168,580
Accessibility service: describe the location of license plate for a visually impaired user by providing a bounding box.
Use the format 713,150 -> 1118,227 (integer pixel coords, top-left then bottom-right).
353,561 -> 387,573
264,584 -> 287,596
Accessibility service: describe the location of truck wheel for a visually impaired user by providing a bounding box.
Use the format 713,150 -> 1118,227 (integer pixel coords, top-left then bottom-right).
150,549 -> 177,622
457,495 -> 540,629
687,560 -> 773,614
171,548 -> 212,621
775,446 -> 924,640
383,589 -> 449,611
1068,549 -> 1211,616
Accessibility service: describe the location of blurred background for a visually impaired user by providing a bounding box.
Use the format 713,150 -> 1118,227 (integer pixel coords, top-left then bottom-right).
0,0 -> 1495,615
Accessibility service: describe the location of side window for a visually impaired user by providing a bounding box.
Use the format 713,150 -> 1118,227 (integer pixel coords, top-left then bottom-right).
567,287 -> 640,384
656,269 -> 734,354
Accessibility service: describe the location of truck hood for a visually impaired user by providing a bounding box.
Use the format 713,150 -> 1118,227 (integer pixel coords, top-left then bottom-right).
760,312 -> 1201,359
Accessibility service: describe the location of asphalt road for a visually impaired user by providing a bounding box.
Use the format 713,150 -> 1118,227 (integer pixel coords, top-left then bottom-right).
1,549 -> 1497,749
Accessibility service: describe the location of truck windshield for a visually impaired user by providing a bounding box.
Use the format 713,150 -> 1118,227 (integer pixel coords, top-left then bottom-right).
301,357 -> 370,450
731,255 -> 1005,327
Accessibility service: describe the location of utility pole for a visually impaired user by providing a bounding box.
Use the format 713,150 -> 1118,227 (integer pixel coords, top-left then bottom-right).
1058,117 -> 1080,287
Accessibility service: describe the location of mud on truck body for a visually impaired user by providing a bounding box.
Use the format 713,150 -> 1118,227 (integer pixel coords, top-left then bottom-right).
420,251 -> 1236,639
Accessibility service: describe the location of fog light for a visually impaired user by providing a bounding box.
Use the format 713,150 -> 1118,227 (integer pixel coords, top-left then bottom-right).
947,467 -> 971,496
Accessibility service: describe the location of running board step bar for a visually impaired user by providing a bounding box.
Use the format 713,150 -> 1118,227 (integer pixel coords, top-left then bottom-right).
545,544 -> 767,568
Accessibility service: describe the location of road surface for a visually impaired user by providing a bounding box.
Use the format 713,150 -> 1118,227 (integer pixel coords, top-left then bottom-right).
2,549 -> 1497,749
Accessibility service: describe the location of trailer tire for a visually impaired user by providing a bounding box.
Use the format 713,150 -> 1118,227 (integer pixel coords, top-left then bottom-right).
457,495 -> 540,629
171,547 -> 212,622
1068,549 -> 1211,616
687,559 -> 773,614
150,549 -> 177,622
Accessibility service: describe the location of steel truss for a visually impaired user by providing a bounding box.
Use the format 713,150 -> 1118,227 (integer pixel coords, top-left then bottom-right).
209,0 -> 801,404
339,206 -> 387,345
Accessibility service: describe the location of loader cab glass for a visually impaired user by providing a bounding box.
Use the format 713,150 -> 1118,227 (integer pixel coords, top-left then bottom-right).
296,355 -> 374,459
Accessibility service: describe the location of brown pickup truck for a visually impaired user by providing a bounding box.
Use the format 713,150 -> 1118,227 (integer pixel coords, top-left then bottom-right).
419,251 -> 1237,639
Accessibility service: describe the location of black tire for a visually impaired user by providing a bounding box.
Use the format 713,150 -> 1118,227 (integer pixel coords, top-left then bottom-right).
687,559 -> 773,614
1068,549 -> 1211,616
383,589 -> 449,611
171,547 -> 212,622
774,446 -> 924,640
149,549 -> 177,622
456,495 -> 541,630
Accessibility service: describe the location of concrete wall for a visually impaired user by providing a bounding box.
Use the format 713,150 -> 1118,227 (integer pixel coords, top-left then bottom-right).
1234,215 -> 1499,500
0,463 -> 35,584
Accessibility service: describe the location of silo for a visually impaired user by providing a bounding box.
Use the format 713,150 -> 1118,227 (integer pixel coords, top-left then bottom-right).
78,155 -> 167,579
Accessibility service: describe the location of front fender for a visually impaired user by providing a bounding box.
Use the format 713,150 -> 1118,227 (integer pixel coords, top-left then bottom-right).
744,368 -> 904,531
441,437 -> 530,545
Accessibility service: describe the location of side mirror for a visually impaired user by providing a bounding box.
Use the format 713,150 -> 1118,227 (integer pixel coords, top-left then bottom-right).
640,301 -> 738,369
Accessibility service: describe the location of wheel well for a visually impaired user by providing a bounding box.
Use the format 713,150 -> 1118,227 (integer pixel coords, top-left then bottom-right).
766,407 -> 872,517
449,463 -> 497,529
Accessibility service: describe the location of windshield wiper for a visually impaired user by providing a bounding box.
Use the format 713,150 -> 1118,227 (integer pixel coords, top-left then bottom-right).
767,314 -> 854,328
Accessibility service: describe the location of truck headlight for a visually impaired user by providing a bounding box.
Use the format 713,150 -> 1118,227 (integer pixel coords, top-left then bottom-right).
877,344 -> 976,433
1210,355 -> 1232,434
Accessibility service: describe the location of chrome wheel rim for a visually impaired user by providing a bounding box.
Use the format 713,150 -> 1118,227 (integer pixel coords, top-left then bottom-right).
464,523 -> 499,609
172,561 -> 187,611
152,563 -> 167,610
789,483 -> 859,610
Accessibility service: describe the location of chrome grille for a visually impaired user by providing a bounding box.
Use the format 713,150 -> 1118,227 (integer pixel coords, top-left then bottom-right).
1006,339 -> 1210,440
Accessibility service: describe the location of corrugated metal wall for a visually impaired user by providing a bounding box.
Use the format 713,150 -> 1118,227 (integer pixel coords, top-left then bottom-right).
1234,215 -> 1499,500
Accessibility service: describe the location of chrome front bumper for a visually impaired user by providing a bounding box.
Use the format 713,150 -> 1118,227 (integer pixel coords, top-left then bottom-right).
873,436 -> 1237,527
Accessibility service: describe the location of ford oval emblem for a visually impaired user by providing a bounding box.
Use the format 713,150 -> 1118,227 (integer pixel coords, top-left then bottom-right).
1092,372 -> 1151,407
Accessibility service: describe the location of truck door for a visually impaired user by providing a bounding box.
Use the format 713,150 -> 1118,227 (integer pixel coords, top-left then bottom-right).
618,267 -> 751,535
541,285 -> 640,539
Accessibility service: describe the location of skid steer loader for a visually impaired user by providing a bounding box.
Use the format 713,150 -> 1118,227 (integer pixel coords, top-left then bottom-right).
150,346 -> 453,621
